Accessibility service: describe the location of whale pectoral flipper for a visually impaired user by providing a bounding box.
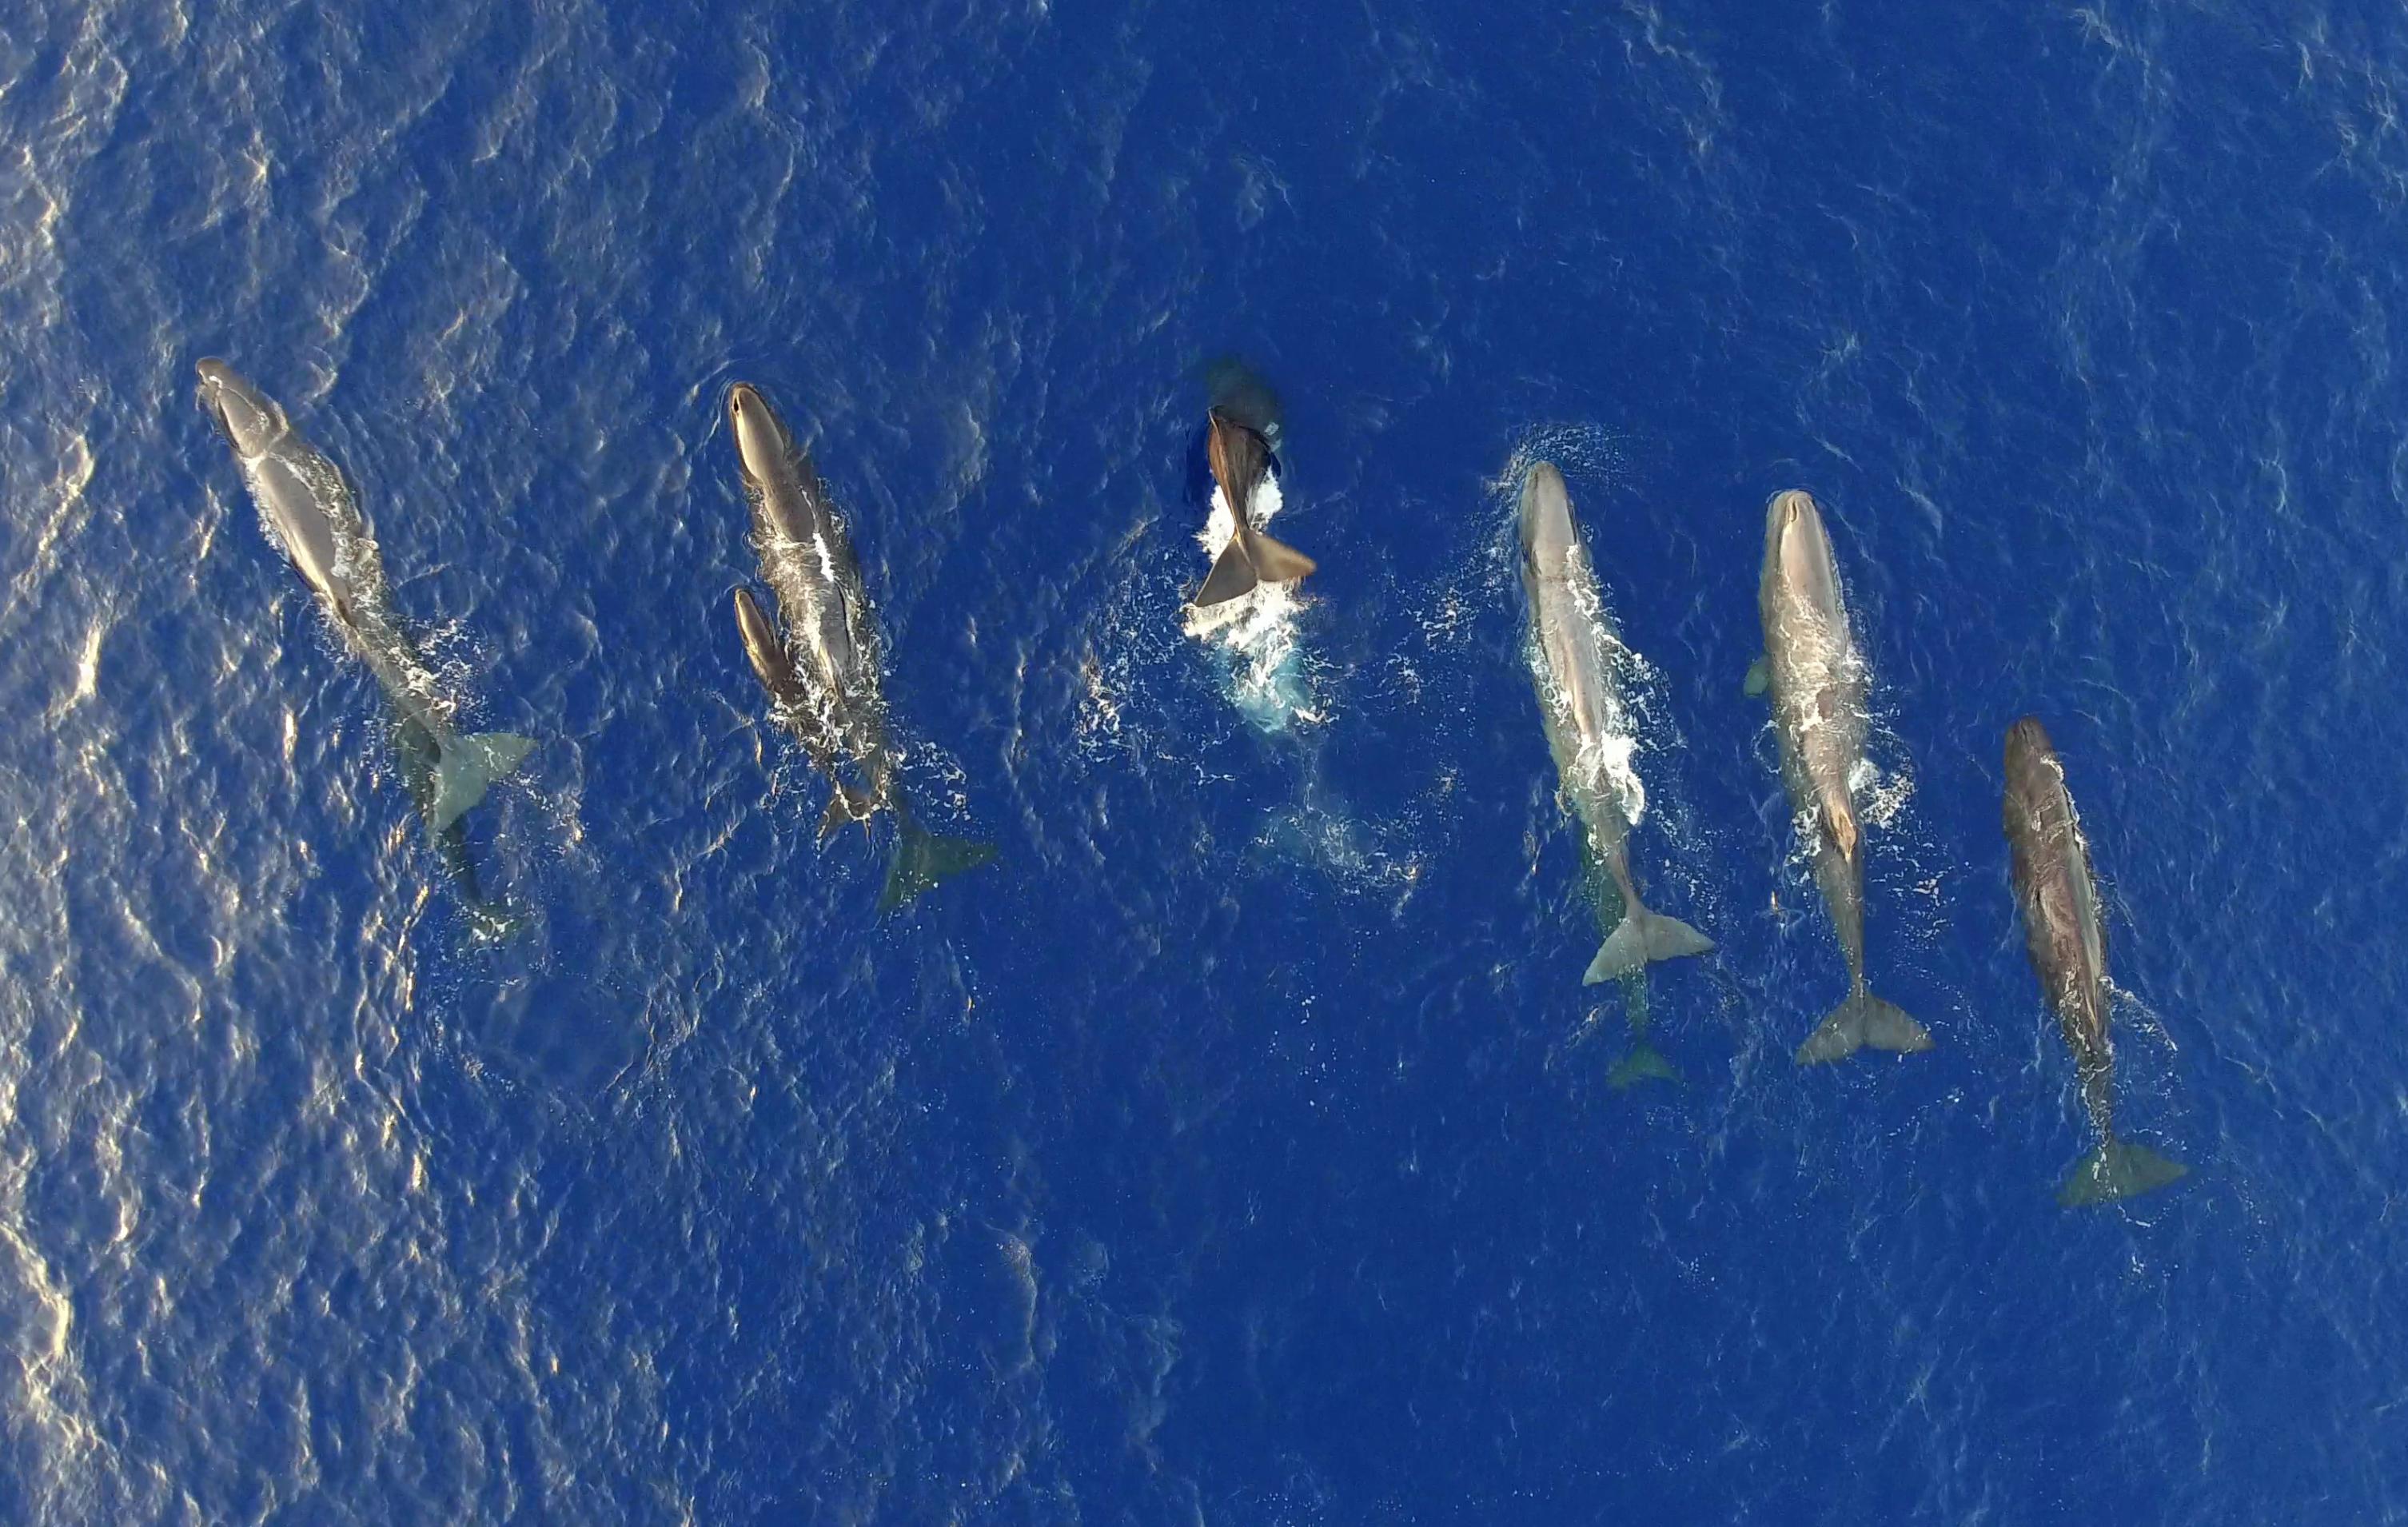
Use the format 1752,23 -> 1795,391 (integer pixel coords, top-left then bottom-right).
1584,903 -> 1715,984
2059,1138 -> 2187,1207
431,732 -> 536,832
1744,656 -> 1770,699
1245,527 -> 1316,584
1796,988 -> 1931,1064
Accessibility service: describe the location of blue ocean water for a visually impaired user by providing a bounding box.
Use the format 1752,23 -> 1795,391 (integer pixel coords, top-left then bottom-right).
4,0 -> 2405,1518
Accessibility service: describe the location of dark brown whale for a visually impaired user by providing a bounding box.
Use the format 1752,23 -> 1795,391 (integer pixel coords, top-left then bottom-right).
1193,408 -> 1316,608
2003,717 -> 2186,1206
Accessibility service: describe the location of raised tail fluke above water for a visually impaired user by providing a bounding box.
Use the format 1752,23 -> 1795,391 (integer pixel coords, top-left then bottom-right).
1195,536 -> 1260,607
1796,984 -> 1932,1064
1584,899 -> 1715,984
2059,1138 -> 2187,1207
1243,524 -> 1318,584
429,732 -> 536,833
1195,524 -> 1318,607
878,811 -> 998,914
1194,408 -> 1316,608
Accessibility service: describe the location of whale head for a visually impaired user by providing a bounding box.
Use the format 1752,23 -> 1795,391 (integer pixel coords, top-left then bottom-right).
727,383 -> 795,492
1765,489 -> 1840,616
1519,460 -> 1577,568
2006,716 -> 2053,767
196,358 -> 289,459
732,585 -> 791,688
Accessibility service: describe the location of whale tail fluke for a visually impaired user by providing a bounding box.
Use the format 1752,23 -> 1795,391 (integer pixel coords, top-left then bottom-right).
1607,1038 -> 1681,1090
2059,1138 -> 2187,1207
1244,526 -> 1317,584
1796,986 -> 1931,1064
431,732 -> 536,832
879,812 -> 997,913
1194,526 -> 1317,609
1195,538 -> 1258,607
1583,902 -> 1714,984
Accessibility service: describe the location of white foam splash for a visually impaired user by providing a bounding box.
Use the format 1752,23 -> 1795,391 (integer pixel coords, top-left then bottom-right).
1855,753 -> 1915,830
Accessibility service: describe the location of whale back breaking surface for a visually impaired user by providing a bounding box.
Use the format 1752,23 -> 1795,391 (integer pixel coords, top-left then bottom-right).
197,357 -> 293,458
1757,491 -> 1871,876
2003,719 -> 2113,1077
723,385 -> 993,881
1517,461 -> 1641,844
1514,459 -> 1713,991
1772,489 -> 1842,620
1759,492 -> 1866,747
201,361 -> 372,628
2003,720 -> 2183,1202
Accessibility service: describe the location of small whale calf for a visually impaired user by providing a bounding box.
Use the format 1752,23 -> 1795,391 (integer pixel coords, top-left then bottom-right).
724,382 -> 995,911
733,583 -> 869,826
1518,462 -> 1710,987
1750,489 -> 1929,1063
196,358 -> 533,937
2003,718 -> 2187,1206
1193,407 -> 1316,608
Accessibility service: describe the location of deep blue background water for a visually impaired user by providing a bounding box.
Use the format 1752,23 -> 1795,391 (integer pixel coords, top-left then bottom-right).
4,0 -> 2406,1520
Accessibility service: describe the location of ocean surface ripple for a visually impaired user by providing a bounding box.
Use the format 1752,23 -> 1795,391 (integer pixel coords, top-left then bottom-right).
2,0 -> 2403,1520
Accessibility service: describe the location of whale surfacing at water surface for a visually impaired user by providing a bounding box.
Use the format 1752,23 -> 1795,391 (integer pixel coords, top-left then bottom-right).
724,381 -> 995,910
194,357 -> 535,936
1749,489 -> 1929,1063
1519,462 -> 1710,993
2003,717 -> 2187,1206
